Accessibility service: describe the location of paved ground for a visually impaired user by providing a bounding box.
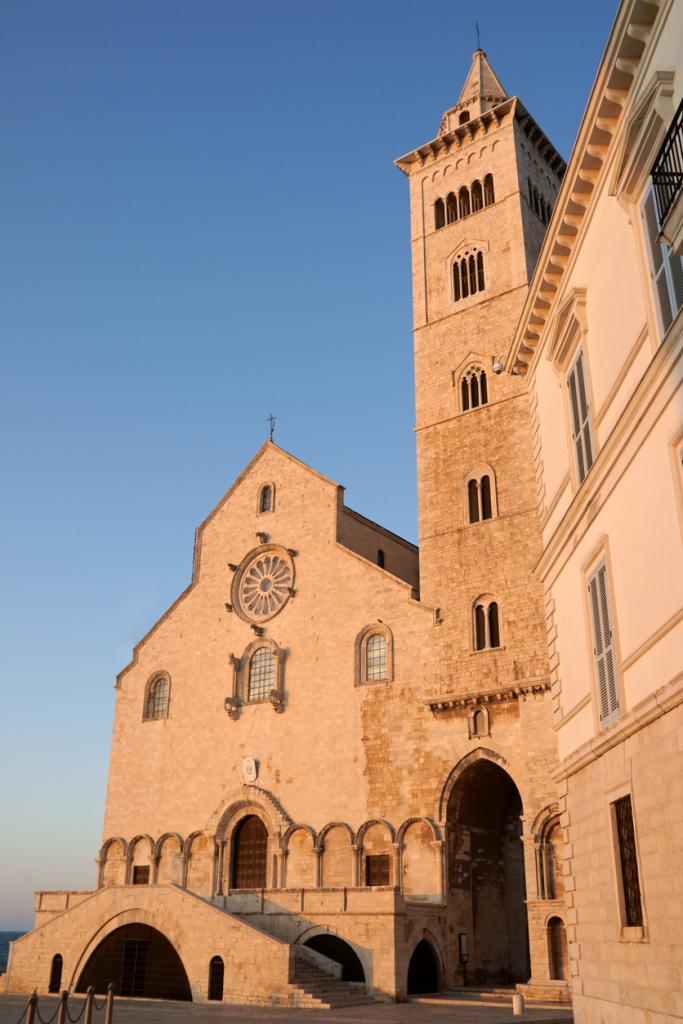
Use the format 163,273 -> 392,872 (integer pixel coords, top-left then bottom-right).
0,994 -> 573,1024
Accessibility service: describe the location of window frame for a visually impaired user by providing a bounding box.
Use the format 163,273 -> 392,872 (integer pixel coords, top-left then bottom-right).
355,623 -> 394,684
464,465 -> 497,524
143,673 -> 170,722
471,595 -> 502,653
256,481 -> 276,515
608,787 -> 646,939
640,182 -> 683,339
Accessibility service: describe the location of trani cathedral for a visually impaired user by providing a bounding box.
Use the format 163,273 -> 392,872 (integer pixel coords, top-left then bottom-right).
5,2 -> 683,1020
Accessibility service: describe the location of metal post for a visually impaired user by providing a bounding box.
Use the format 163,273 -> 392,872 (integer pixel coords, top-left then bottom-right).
56,990 -> 68,1024
26,993 -> 37,1024
104,983 -> 115,1024
84,986 -> 94,1024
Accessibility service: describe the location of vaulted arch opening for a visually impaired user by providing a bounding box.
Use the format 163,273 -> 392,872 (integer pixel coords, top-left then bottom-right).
446,759 -> 529,984
303,935 -> 365,982
76,924 -> 191,1000
407,939 -> 440,994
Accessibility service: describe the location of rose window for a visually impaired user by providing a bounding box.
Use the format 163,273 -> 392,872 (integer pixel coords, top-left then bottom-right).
233,548 -> 294,623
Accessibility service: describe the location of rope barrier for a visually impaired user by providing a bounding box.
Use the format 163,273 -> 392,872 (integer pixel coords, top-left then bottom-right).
12,985 -> 114,1024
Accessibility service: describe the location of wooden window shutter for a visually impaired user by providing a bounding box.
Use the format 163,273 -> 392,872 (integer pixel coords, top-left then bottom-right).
568,351 -> 594,484
641,187 -> 683,333
588,562 -> 620,725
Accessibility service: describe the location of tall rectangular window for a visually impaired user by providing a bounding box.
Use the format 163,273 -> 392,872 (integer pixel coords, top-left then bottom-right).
587,561 -> 620,726
642,186 -> 683,336
613,795 -> 643,927
567,349 -> 594,484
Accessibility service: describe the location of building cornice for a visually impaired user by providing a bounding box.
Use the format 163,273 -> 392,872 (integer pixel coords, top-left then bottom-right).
507,0 -> 670,376
422,678 -> 550,713
394,98 -> 565,178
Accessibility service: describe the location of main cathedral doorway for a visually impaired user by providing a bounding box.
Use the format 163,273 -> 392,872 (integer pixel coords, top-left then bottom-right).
76,924 -> 191,1000
231,814 -> 268,889
446,759 -> 529,984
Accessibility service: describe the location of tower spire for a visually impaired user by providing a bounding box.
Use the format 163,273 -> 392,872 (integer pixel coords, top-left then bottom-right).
455,49 -> 508,119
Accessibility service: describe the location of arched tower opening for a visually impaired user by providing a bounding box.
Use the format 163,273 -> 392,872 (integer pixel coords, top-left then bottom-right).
303,934 -> 365,982
446,760 -> 529,984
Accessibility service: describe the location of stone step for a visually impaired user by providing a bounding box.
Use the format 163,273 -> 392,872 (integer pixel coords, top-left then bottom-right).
291,959 -> 374,1010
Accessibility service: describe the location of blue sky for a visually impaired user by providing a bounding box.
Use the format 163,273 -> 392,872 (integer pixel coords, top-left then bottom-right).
0,0 -> 617,928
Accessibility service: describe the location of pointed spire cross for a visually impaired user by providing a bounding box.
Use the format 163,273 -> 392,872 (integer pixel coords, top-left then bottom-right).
267,414 -> 276,441
475,19 -> 481,51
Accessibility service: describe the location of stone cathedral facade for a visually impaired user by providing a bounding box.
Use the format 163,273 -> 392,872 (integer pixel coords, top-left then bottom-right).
3,53 -> 574,1007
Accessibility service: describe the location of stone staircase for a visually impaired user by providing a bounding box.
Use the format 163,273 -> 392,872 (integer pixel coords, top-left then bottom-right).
287,959 -> 374,1009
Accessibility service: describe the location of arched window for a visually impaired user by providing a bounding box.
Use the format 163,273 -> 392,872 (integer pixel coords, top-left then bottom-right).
548,917 -> 569,980
208,956 -> 224,1001
452,249 -> 485,303
257,482 -> 275,514
434,198 -> 445,230
460,366 -> 488,412
377,549 -> 385,569
355,624 -> 394,684
48,954 -> 63,994
471,180 -> 483,211
459,110 -> 470,125
458,186 -> 471,219
248,647 -> 274,702
473,597 -> 500,651
366,634 -> 387,681
144,675 -> 170,720
465,470 -> 496,523
471,708 -> 486,736
446,192 -> 458,224
483,174 -> 495,206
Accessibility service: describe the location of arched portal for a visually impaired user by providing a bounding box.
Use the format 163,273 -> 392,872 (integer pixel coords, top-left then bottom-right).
231,815 -> 267,889
446,758 -> 529,984
76,924 -> 191,1000
303,935 -> 365,983
407,939 -> 440,994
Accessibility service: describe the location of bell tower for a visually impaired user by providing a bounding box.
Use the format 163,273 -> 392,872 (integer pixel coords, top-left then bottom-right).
396,56 -> 568,991
396,51 -> 565,694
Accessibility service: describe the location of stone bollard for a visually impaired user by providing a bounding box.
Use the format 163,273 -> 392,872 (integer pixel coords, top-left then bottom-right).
56,990 -> 68,1024
84,986 -> 95,1024
104,982 -> 115,1024
512,991 -> 525,1015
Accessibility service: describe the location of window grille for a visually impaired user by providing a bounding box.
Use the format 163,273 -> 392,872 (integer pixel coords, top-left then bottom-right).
145,676 -> 169,720
651,97 -> 683,226
567,350 -> 594,484
248,647 -> 275,701
132,866 -> 150,885
641,186 -> 683,335
365,854 -> 390,886
587,561 -> 619,726
366,634 -> 387,680
613,795 -> 643,927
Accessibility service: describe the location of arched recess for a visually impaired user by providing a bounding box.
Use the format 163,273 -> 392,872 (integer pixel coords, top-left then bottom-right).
76,923 -> 191,1000
357,819 -> 395,887
208,955 -> 224,1000
398,819 -> 441,902
318,823 -> 355,888
444,752 -> 529,984
127,835 -> 155,885
284,825 -> 318,888
215,788 -> 291,891
184,832 -> 214,896
99,838 -> 127,887
48,954 -> 63,993
155,833 -> 184,885
547,916 -> 569,980
406,936 -> 442,994
302,933 -> 366,983
531,805 -> 564,901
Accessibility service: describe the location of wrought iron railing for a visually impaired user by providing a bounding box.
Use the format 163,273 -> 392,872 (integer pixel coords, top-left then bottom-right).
652,98 -> 683,227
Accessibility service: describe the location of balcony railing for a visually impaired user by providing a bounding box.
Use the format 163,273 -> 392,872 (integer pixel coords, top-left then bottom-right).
652,98 -> 683,227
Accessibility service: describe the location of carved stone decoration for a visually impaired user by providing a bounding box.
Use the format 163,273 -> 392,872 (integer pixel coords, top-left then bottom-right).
231,546 -> 295,624
242,757 -> 258,783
